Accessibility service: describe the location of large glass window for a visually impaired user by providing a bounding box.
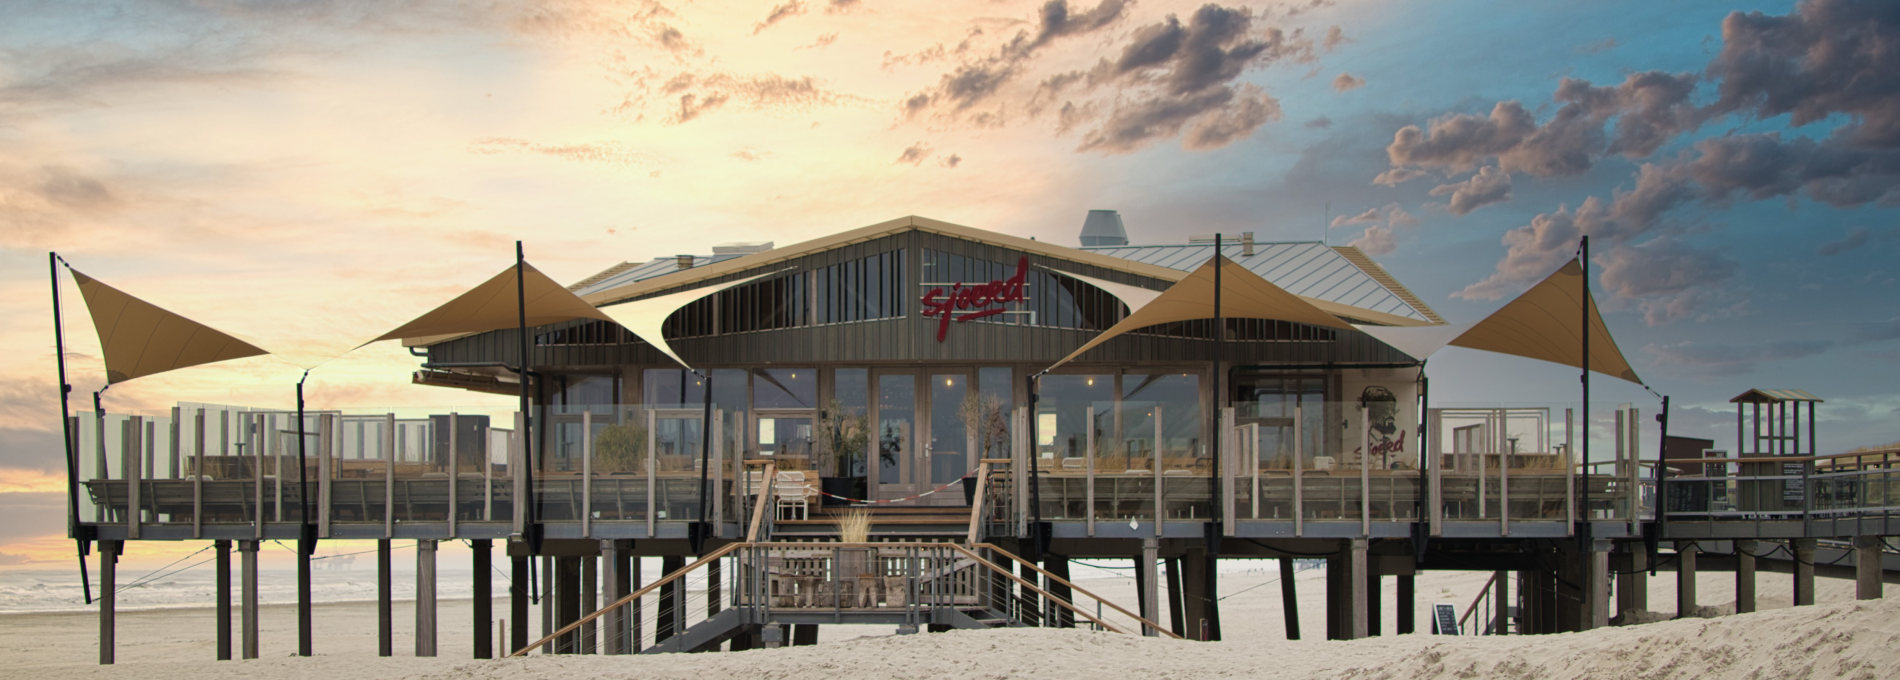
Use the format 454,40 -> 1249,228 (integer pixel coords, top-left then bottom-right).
1122,373 -> 1202,468
816,249 -> 907,324
1036,374 -> 1113,462
825,368 -> 869,477
976,367 -> 1014,460
752,368 -> 816,409
1236,375 -> 1328,466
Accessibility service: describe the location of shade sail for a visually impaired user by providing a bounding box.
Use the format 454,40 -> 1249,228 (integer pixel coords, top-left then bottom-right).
371,262 -> 612,344
1352,322 -> 1474,361
596,271 -> 780,369
1046,255 -> 1354,371
1042,268 -> 1164,316
71,270 -> 270,384
1447,258 -> 1642,384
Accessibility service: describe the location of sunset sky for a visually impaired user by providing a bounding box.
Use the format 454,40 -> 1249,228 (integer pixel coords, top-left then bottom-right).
2,0 -> 1897,565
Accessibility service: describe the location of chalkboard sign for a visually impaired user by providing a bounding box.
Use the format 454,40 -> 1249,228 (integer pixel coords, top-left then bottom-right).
1782,455 -> 1805,504
1430,602 -> 1460,635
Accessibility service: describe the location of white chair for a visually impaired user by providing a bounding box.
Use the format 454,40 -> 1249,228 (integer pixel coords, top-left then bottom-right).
775,471 -> 810,520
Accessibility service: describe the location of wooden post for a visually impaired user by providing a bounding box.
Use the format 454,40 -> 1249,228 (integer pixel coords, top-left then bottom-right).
215,540 -> 231,660
1676,542 -> 1697,618
1588,544 -> 1609,630
1396,573 -> 1415,635
601,541 -> 623,655
1492,570 -> 1510,635
1164,556 -> 1186,637
99,540 -> 118,665
474,539 -> 493,659
1140,538 -> 1160,637
656,555 -> 683,642
241,540 -> 259,659
581,556 -> 598,654
417,539 -> 437,657
1349,538 -> 1368,639
1279,558 -> 1300,640
557,556 -> 582,653
1793,538 -> 1816,606
1618,546 -> 1650,618
1364,553 -> 1382,637
510,554 -> 530,655
378,539 -> 392,657
1855,536 -> 1883,601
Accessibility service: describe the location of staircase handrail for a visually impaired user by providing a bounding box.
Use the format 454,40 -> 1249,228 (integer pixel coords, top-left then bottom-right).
966,462 -> 990,545
747,463 -> 776,542
1457,571 -> 1500,634
962,542 -> 1183,639
509,541 -> 744,657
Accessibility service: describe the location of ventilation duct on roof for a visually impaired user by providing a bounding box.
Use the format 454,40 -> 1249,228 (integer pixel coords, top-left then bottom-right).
1080,210 -> 1129,247
676,254 -> 695,270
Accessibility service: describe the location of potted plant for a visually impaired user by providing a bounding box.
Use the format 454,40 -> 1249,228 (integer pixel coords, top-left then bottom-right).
958,391 -> 1010,506
593,420 -> 648,474
814,400 -> 869,506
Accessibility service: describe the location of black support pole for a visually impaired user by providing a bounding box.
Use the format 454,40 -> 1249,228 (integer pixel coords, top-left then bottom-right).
1579,236 -> 1590,545
296,373 -> 313,658
695,370 -> 713,553
378,539 -> 392,657
517,241 -> 539,556
215,540 -> 231,660
1207,235 -> 1225,642
50,253 -> 92,606
510,554 -> 529,655
1279,557 -> 1300,640
474,539 -> 492,659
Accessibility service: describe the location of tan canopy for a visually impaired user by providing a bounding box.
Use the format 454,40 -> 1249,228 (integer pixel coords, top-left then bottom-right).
1448,258 -> 1641,383
371,262 -> 611,344
596,271 -> 780,370
1042,268 -> 1164,315
71,269 -> 270,384
1046,255 -> 1353,372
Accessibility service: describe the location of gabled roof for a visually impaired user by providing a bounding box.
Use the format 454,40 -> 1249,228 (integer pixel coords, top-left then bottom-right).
1730,389 -> 1823,404
574,216 -> 1436,327
1079,241 -> 1444,325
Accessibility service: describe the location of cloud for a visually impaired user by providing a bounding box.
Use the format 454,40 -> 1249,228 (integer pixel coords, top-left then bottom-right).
1305,116 -> 1332,129
825,0 -> 861,14
754,1 -> 806,34
1428,165 -> 1513,215
1595,237 -> 1741,325
468,138 -> 664,168
940,154 -> 962,168
799,32 -> 839,50
1852,317 -> 1900,342
1819,226 -> 1895,255
1645,339 -> 1833,374
896,142 -> 932,165
1454,197 -> 1606,300
1577,37 -> 1619,53
1332,73 -> 1364,92
1706,0 -> 1900,148
651,72 -> 847,124
1331,202 -> 1417,255
1350,224 -> 1396,255
1322,25 -> 1351,52
1331,207 -> 1381,227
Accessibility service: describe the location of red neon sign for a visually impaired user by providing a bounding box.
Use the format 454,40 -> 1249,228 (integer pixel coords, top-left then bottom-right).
920,256 -> 1029,342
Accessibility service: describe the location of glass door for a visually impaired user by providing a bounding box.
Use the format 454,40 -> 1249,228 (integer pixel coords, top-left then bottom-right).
752,410 -> 815,470
872,371 -> 918,501
926,371 -> 975,506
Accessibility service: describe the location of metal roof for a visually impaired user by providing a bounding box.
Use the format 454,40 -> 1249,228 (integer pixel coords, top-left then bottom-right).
566,221 -> 1443,326
1080,242 -> 1442,324
1730,388 -> 1824,404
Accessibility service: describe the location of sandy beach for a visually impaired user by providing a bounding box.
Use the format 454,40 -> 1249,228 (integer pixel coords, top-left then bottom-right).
1,562 -> 1884,679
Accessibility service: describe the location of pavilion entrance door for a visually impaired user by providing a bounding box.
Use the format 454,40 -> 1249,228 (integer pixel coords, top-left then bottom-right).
871,368 -> 975,506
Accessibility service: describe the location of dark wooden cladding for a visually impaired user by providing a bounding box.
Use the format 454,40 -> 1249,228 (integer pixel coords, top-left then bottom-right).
426,229 -> 1415,371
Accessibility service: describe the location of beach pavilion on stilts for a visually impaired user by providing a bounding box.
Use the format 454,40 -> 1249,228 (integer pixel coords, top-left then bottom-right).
49,217 -> 1899,664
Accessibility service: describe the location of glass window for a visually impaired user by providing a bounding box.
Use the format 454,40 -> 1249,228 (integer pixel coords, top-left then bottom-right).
1123,373 -> 1202,466
976,367 -> 1014,460
642,368 -> 704,407
753,368 -> 816,409
1037,374 -> 1113,462
826,368 -> 869,477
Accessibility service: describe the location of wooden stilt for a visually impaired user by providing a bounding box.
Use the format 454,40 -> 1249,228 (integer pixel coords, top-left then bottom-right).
378,539 -> 392,657
1396,574 -> 1415,635
474,539 -> 492,659
241,540 -> 259,659
99,540 -> 118,665
1855,536 -> 1883,601
1279,558 -> 1300,640
1734,540 -> 1756,614
510,554 -> 529,655
215,540 -> 231,660
416,539 -> 437,657
1676,542 -> 1698,618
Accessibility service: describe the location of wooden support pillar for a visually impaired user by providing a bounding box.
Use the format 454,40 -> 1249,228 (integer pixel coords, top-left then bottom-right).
99,540 -> 119,665
629,555 -> 642,652
473,539 -> 492,659
555,556 -> 581,653
1348,538 -> 1368,640
215,540 -> 231,661
1139,538 -> 1160,637
417,539 -> 438,657
1616,546 -> 1649,619
297,536 -> 312,657
1491,571 -> 1510,635
1325,552 -> 1345,640
1164,556 -> 1185,637
1734,540 -> 1756,614
1365,553 -> 1382,637
1396,574 -> 1415,635
1045,555 -> 1075,628
707,558 -> 722,617
1180,552 -> 1210,640
1587,544 -> 1609,630
792,624 -> 819,646
510,554 -> 529,655
539,556 -> 552,653
1854,536 -> 1883,601
240,540 -> 259,659
657,555 -> 683,642
1675,542 -> 1697,618
1279,557 -> 1300,640
1021,561 -> 1044,625
378,539 -> 392,657
1793,538 -> 1816,607
581,556 -> 597,654
601,541 -> 624,655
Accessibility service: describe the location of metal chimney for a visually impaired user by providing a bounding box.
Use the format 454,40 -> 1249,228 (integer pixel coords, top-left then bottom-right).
1079,210 -> 1129,247
676,254 -> 695,270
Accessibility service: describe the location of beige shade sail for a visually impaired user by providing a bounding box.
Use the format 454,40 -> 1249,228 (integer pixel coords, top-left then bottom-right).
596,271 -> 781,370
1045,255 -> 1354,372
1448,258 -> 1642,384
70,269 -> 270,384
1352,322 -> 1474,361
371,262 -> 612,344
1041,268 -> 1164,316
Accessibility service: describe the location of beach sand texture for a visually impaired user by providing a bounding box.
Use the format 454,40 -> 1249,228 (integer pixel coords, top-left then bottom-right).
1,564 -> 1885,679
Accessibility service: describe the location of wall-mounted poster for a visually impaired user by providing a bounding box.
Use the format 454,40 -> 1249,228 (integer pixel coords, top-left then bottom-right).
1343,369 -> 1420,469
